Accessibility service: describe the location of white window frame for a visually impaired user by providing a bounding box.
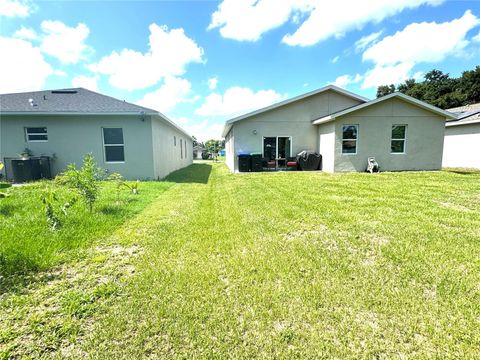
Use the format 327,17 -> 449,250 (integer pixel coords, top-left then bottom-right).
25,127 -> 48,142
391,124 -> 407,154
261,136 -> 293,159
102,127 -> 125,164
342,124 -> 358,155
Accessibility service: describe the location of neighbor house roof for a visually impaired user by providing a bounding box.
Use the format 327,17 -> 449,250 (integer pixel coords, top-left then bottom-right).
445,102 -> 480,127
312,92 -> 457,125
0,87 -> 192,138
221,85 -> 369,137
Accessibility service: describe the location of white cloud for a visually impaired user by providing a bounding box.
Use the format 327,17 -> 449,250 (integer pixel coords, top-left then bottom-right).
207,77 -> 218,90
136,77 -> 195,113
90,24 -> 204,91
473,30 -> 480,42
333,73 -> 363,88
13,26 -> 38,40
177,118 -> 224,142
195,86 -> 287,118
72,75 -> 99,92
330,56 -> 339,63
40,20 -> 91,64
0,0 -> 32,17
354,31 -> 383,51
53,70 -> 67,77
361,62 -> 415,89
0,36 -> 53,93
363,10 -> 479,66
208,0 -> 445,46
208,0 -> 312,42
360,10 -> 480,89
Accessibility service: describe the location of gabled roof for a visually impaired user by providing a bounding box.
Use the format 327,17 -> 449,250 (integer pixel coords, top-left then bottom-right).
445,102 -> 480,127
221,85 -> 369,137
0,87 -> 192,138
312,92 -> 457,125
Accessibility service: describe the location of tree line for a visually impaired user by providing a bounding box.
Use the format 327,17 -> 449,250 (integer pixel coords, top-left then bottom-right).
376,66 -> 480,109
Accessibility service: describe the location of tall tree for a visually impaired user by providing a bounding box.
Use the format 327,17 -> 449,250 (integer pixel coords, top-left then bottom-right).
458,66 -> 480,104
376,84 -> 395,98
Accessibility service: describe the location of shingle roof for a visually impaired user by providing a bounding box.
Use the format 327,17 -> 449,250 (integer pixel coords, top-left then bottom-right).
446,102 -> 480,127
0,87 -> 157,114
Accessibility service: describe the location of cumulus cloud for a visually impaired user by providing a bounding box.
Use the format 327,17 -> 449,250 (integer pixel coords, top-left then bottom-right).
330,56 -> 339,63
472,30 -> 480,42
40,20 -> 92,64
136,77 -> 197,113
207,77 -> 218,90
354,31 -> 383,52
13,26 -> 38,40
333,73 -> 363,88
176,118 -> 224,142
0,36 -> 53,93
90,24 -> 204,91
208,0 -> 444,46
195,86 -> 287,118
0,0 -> 33,17
72,75 -> 99,92
360,10 -> 480,88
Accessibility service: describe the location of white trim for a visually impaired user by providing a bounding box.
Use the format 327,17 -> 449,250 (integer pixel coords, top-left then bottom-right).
391,124 -> 407,154
341,124 -> 358,155
102,127 -> 125,164
25,126 -> 48,142
222,85 -> 369,137
313,92 -> 457,125
446,117 -> 480,127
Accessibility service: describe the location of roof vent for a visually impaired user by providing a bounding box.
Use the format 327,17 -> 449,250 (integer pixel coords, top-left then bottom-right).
51,90 -> 78,94
28,98 -> 37,107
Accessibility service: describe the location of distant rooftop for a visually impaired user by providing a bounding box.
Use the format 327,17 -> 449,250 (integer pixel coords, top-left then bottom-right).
446,102 -> 480,127
0,88 -> 158,114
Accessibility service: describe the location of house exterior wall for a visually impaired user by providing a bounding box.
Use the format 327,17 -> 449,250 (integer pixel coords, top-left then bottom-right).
318,122 -> 335,172
332,98 -> 445,172
225,128 -> 235,171
151,115 -> 193,180
443,123 -> 480,169
228,90 -> 362,172
1,114 -> 156,180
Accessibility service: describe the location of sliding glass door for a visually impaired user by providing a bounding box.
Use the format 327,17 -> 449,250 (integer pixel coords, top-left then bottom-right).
263,136 -> 292,160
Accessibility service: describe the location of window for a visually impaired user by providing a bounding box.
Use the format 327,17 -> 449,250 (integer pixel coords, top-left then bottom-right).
342,125 -> 358,154
180,139 -> 183,159
174,136 -> 176,146
184,140 -> 187,158
263,137 -> 291,160
103,128 -> 125,163
25,127 -> 48,142
391,125 -> 407,153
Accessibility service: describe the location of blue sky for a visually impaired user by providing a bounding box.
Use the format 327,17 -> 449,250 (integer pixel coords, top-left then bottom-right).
1,0 -> 479,140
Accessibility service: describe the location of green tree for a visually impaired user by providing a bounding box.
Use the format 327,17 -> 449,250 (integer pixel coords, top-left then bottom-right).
376,84 -> 395,98
458,66 -> 480,104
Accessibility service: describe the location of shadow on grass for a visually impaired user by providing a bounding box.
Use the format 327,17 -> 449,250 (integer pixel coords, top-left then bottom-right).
444,168 -> 480,175
0,203 -> 19,216
165,163 -> 212,184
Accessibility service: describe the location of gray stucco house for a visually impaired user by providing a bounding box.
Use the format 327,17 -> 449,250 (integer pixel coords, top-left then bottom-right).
0,88 -> 193,180
443,103 -> 480,169
223,85 -> 455,172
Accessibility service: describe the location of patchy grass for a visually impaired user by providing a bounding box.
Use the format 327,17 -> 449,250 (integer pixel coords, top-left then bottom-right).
0,180 -> 171,281
1,164 -> 480,358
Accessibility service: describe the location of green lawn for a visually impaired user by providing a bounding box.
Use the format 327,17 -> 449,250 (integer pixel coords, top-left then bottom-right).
1,164 -> 479,358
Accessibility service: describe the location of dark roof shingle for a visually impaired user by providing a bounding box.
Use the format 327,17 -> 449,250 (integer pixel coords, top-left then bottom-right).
0,88 -> 158,114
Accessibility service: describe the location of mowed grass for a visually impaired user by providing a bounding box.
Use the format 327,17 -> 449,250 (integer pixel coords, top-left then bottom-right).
0,180 -> 172,281
1,163 -> 480,358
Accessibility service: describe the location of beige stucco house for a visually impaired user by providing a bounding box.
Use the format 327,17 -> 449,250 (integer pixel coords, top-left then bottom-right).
442,103 -> 480,169
223,85 -> 455,173
0,88 -> 193,180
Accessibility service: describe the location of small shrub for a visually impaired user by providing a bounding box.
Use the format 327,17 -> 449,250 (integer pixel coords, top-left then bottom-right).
59,154 -> 100,212
41,187 -> 77,230
0,182 -> 12,199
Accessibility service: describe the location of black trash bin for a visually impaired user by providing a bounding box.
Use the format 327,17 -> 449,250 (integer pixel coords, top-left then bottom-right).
250,153 -> 262,172
238,154 -> 251,172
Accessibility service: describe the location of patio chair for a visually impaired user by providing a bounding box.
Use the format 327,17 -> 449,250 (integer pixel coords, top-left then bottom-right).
263,158 -> 276,170
286,157 -> 298,170
366,157 -> 379,173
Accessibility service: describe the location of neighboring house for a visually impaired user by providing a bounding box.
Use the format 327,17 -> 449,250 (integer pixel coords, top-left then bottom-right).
443,103 -> 480,169
223,85 -> 455,173
0,88 -> 193,180
193,145 -> 205,160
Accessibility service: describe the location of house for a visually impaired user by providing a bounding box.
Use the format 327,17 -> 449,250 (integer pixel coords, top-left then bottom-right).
0,88 -> 193,180
222,85 -> 455,172
442,103 -> 480,169
193,145 -> 205,160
